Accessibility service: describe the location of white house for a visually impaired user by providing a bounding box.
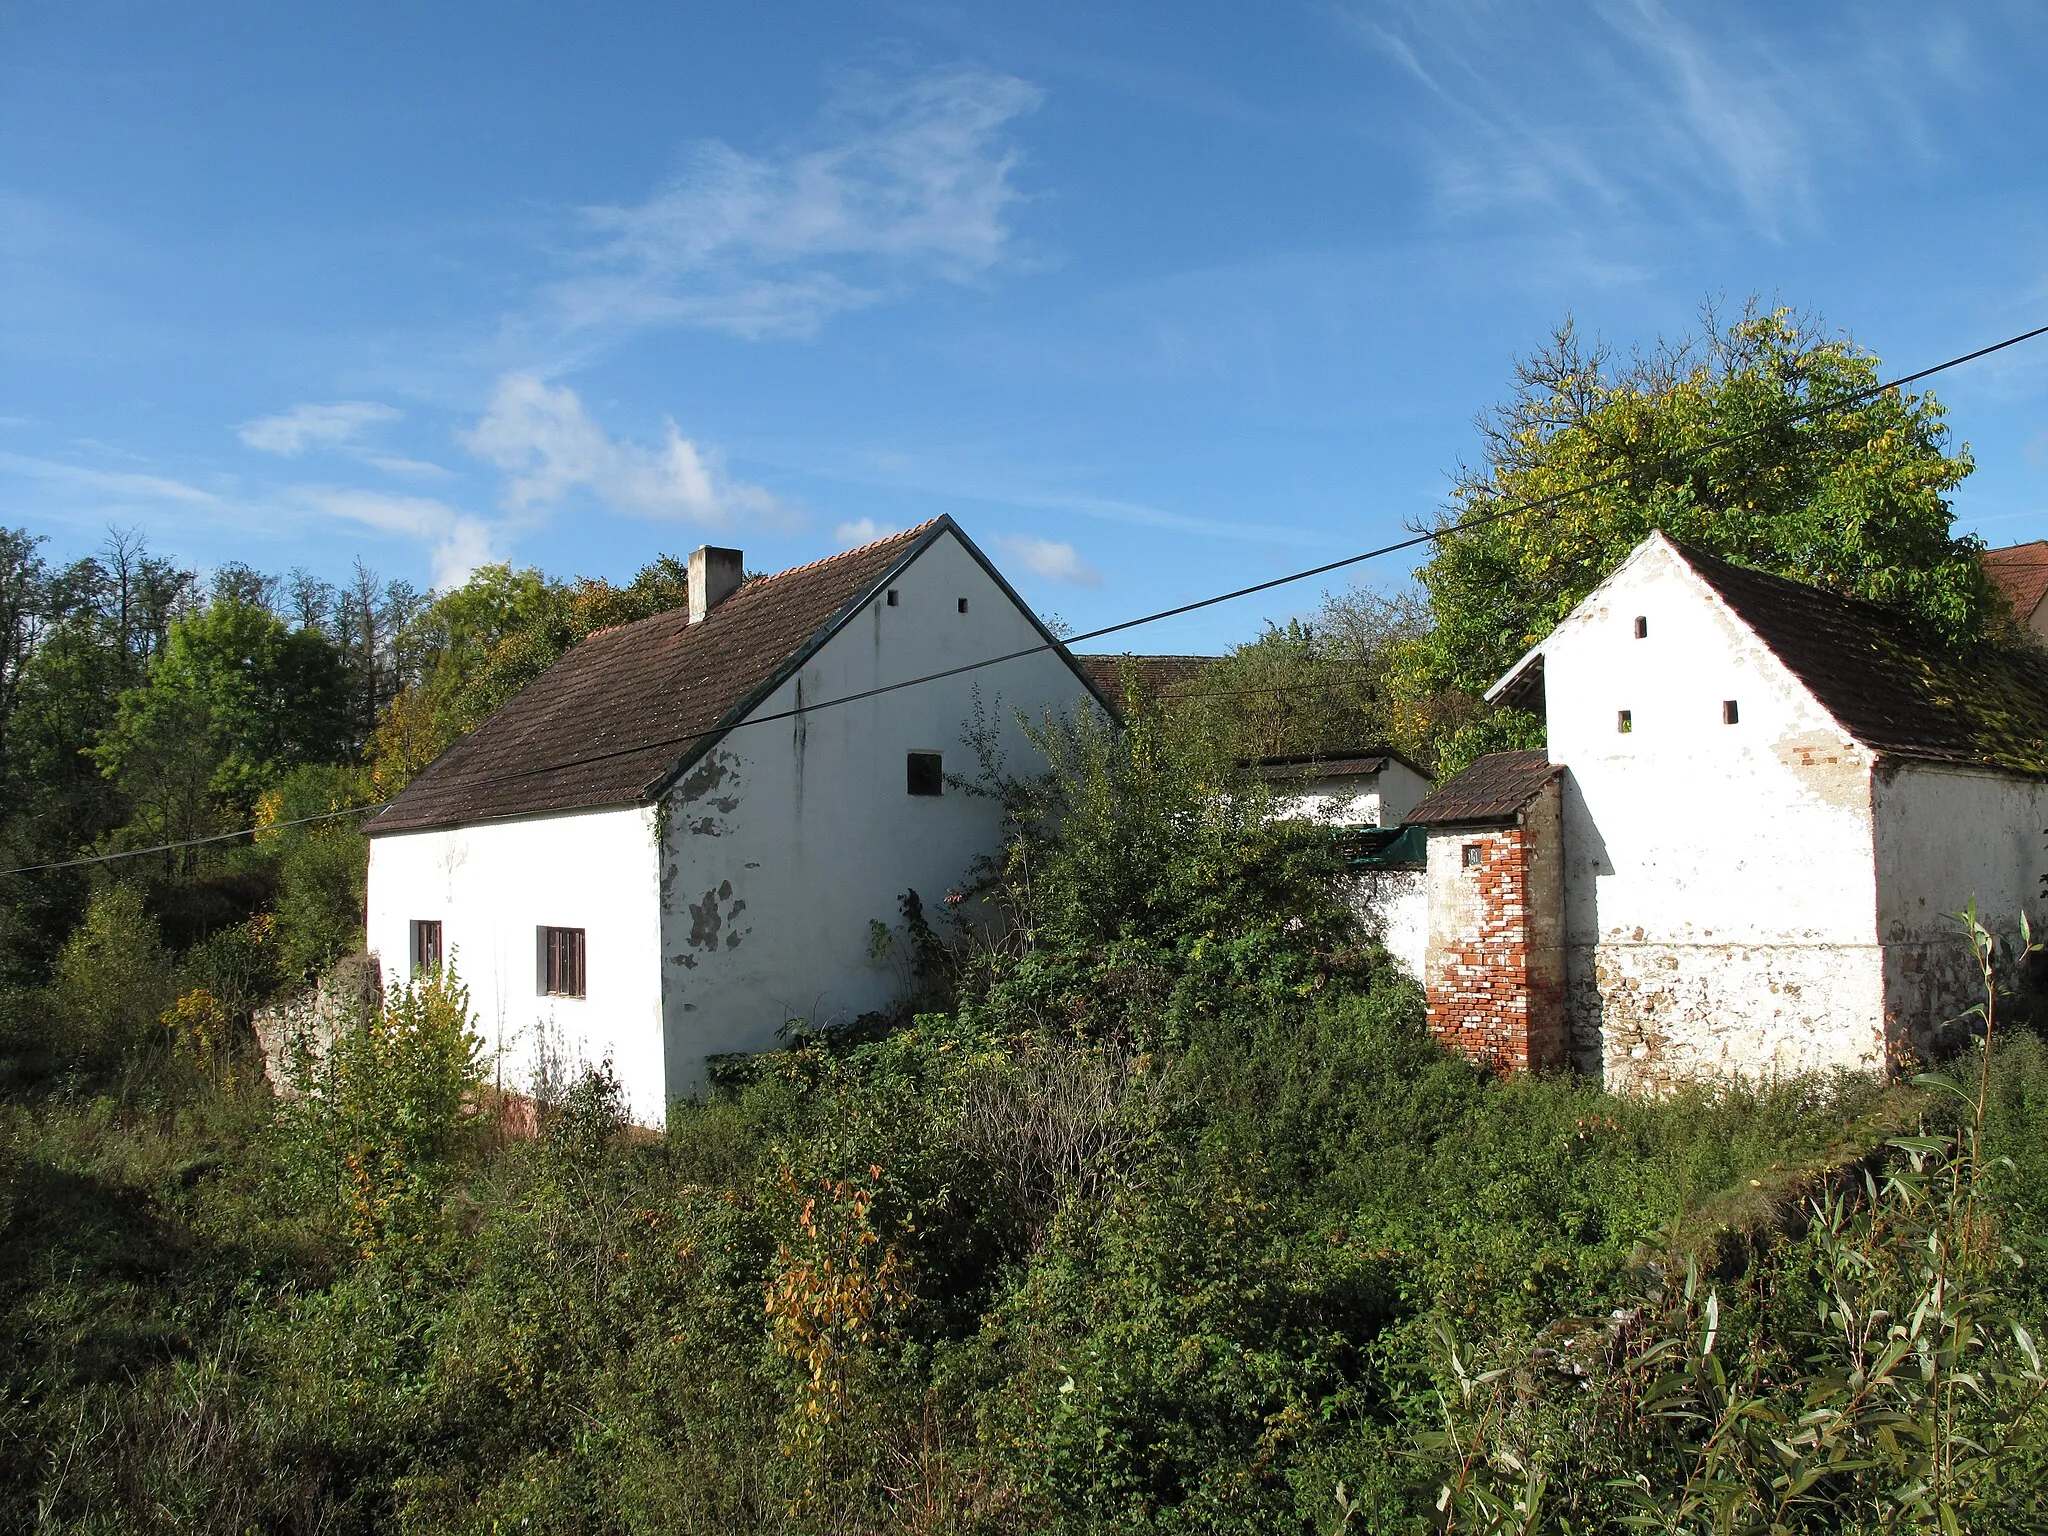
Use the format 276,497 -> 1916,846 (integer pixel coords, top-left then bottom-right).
366,518 -> 1112,1126
1409,531 -> 2048,1092
1251,751 -> 1432,828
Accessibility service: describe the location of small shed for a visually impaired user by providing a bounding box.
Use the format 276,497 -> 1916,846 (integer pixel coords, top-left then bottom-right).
1249,750 -> 1432,828
1406,751 -> 1567,1074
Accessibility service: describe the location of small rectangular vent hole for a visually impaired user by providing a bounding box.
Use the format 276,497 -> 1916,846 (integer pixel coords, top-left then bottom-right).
1633,616 -> 1648,638
1462,843 -> 1484,868
886,590 -> 899,606
1617,709 -> 1633,733
1723,699 -> 1740,724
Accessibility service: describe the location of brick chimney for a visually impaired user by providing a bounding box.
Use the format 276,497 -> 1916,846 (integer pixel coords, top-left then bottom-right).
687,546 -> 744,624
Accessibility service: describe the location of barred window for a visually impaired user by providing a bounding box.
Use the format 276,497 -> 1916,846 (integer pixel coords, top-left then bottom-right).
539,926 -> 586,998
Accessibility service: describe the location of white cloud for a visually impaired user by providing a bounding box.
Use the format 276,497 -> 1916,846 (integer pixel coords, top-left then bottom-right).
995,533 -> 1100,585
238,401 -> 401,456
1338,0 -> 1962,238
463,372 -> 781,527
297,487 -> 499,589
550,67 -> 1044,341
833,517 -> 898,547
0,449 -> 217,503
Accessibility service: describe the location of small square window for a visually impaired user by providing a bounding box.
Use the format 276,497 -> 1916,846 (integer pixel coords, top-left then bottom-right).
1462,843 -> 1484,869
538,926 -> 585,998
1633,616 -> 1648,638
886,589 -> 899,607
1723,699 -> 1740,724
410,919 -> 442,975
907,751 -> 943,796
957,597 -> 969,613
1617,709 -> 1633,734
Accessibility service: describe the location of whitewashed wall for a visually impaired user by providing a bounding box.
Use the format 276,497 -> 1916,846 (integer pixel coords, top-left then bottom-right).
1873,762 -> 2048,1051
653,529 -> 1105,1108
1348,869 -> 1426,981
1270,761 -> 1432,828
1539,538 -> 1888,1090
365,805 -> 667,1122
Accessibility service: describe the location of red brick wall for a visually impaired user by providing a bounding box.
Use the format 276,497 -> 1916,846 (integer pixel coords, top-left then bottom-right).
1424,797 -> 1566,1072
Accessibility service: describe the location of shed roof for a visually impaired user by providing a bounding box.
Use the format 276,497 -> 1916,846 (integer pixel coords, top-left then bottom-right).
1245,749 -> 1429,784
1406,750 -> 1558,826
1981,540 -> 2048,626
371,517 -> 1108,835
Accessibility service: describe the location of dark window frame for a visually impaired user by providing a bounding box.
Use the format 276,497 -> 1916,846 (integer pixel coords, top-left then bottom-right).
1462,843 -> 1484,869
538,926 -> 587,998
410,919 -> 443,975
907,750 -> 944,796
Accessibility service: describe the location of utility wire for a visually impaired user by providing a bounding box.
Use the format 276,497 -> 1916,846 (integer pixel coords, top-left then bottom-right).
5,316 -> 2044,880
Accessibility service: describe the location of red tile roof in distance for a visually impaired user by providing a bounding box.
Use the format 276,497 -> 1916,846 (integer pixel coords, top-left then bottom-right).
372,519 -> 972,835
1407,750 -> 1558,826
1981,539 -> 2048,627
1072,653 -> 1218,703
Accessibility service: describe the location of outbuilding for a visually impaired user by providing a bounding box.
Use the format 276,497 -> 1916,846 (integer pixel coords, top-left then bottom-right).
1421,531 -> 2048,1091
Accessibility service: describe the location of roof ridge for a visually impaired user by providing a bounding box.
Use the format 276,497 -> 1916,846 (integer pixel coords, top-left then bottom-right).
747,518 -> 944,588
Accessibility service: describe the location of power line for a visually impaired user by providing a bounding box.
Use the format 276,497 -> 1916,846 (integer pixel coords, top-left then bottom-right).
4,316 -> 2044,880
0,806 -> 374,878
378,316 -> 2048,795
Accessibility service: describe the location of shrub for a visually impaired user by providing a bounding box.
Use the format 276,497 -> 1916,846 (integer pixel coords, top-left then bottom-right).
276,965 -> 485,1263
42,881 -> 177,1080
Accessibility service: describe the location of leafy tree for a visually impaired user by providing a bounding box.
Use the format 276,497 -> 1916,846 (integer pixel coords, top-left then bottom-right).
1417,303 -> 1985,708
368,555 -> 694,796
92,595 -> 350,858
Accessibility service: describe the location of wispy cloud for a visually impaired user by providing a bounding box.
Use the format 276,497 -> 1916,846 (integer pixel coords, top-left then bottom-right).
995,533 -> 1100,585
1337,0 -> 1949,238
462,372 -> 783,526
238,401 -> 401,455
0,449 -> 217,503
833,517 -> 899,547
546,66 -> 1044,342
296,487 -> 498,589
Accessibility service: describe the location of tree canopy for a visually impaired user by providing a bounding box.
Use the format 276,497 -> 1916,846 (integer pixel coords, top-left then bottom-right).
1417,304 -> 1987,701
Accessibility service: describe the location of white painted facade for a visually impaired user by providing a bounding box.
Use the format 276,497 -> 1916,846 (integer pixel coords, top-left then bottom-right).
1265,759 -> 1433,828
367,526 -> 1105,1127
1492,534 -> 2048,1091
1348,868 -> 1427,982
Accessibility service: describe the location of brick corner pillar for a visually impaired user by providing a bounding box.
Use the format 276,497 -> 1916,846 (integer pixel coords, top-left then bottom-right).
1421,776 -> 1567,1073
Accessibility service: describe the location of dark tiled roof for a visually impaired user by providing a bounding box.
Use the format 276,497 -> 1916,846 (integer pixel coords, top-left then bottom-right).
1245,749 -> 1429,783
372,521 -> 954,834
1675,541 -> 2048,777
1981,541 -> 2048,626
1073,653 -> 1217,703
1407,750 -> 1558,826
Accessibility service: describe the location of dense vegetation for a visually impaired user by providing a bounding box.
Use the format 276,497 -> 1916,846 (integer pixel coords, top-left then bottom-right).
2,300 -> 2043,1529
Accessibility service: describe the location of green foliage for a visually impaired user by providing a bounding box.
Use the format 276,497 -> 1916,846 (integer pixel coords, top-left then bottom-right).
1419,303 -> 1985,703
92,595 -> 350,849
42,882 -> 177,1079
275,967 -> 486,1264
258,763 -> 373,980
962,704 -> 1368,1044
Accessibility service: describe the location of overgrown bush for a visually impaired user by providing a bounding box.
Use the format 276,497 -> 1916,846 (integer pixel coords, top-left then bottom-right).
275,965 -> 485,1263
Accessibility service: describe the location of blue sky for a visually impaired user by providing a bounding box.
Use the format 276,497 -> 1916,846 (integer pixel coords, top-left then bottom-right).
4,1 -> 2045,651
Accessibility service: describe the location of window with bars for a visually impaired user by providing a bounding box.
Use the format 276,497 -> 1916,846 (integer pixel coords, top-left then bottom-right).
539,926 -> 586,998
410,919 -> 443,975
